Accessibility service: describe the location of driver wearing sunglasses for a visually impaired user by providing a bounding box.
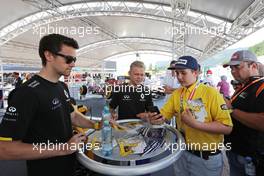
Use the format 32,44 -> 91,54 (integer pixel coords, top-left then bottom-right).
0,34 -> 98,176
53,52 -> 77,64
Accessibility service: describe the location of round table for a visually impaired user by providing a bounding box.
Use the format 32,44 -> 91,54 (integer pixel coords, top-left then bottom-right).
77,119 -> 185,176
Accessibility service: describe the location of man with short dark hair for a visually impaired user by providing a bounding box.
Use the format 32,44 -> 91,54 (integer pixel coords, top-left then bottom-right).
146,56 -> 233,176
13,72 -> 22,88
223,50 -> 264,176
0,34 -> 97,176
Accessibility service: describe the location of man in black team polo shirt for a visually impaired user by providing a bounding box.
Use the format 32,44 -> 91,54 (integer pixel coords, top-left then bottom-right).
0,34 -> 97,176
224,50 -> 264,176
109,60 -> 153,174
109,60 -> 153,120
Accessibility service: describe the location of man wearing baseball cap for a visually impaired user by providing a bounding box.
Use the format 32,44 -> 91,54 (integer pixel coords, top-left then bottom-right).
144,56 -> 233,176
202,69 -> 215,87
224,50 -> 264,176
162,60 -> 180,96
223,50 -> 258,68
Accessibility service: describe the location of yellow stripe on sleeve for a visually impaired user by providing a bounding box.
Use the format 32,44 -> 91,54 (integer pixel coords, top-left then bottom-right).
0,137 -> 13,141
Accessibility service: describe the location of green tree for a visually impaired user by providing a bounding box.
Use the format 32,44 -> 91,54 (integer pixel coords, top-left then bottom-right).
148,63 -> 153,71
249,40 -> 264,56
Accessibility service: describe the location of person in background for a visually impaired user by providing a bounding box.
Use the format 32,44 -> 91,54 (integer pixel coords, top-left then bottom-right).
144,72 -> 152,86
0,88 -> 3,109
223,50 -> 264,176
162,60 -> 181,127
217,75 -> 230,99
22,73 -> 33,83
202,69 -> 215,87
162,60 -> 180,97
12,72 -> 22,88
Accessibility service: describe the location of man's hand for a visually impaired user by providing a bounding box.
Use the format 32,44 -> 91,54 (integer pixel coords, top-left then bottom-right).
148,112 -> 165,125
94,121 -> 103,130
163,85 -> 175,94
181,109 -> 199,128
65,133 -> 87,155
136,112 -> 149,121
111,111 -> 118,120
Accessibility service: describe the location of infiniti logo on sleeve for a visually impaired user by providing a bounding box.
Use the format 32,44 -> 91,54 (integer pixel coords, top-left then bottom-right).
124,95 -> 130,99
51,98 -> 62,110
52,98 -> 60,105
8,107 -> 16,112
123,95 -> 131,101
4,106 -> 19,120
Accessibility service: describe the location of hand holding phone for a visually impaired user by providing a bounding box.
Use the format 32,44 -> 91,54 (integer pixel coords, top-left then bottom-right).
146,106 -> 164,126
146,106 -> 160,114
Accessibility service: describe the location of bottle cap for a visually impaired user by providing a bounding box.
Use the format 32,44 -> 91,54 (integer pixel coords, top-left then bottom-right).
104,120 -> 110,126
245,156 -> 252,162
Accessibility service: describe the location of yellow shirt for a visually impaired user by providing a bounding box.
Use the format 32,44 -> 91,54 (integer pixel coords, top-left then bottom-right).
161,82 -> 233,150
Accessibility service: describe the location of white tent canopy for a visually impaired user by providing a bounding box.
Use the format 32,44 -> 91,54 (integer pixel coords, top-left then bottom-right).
1,0 -> 264,68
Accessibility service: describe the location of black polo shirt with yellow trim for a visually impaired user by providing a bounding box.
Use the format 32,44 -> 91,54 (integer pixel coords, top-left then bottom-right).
109,83 -> 153,119
0,75 -> 75,176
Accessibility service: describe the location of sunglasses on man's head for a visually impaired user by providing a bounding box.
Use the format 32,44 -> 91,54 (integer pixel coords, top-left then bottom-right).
54,53 -> 77,64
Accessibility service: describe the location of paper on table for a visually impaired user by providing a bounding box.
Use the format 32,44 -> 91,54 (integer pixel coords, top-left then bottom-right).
119,135 -> 147,154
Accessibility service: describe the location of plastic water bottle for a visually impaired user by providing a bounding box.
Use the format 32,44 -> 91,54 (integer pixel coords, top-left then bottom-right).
101,120 -> 113,156
102,105 -> 111,121
101,105 -> 113,156
245,157 -> 256,176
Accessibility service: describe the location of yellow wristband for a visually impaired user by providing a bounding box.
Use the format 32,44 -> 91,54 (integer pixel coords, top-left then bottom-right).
94,122 -> 100,130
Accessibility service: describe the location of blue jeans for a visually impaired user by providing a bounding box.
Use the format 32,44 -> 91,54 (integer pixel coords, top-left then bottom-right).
173,151 -> 223,176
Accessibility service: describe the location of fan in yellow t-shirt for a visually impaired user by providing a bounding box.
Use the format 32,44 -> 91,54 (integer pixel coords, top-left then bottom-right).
141,56 -> 233,176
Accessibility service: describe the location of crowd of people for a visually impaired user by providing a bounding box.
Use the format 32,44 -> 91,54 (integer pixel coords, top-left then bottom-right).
0,33 -> 263,176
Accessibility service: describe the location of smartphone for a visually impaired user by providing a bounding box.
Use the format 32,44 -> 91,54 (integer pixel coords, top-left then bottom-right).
147,106 -> 160,114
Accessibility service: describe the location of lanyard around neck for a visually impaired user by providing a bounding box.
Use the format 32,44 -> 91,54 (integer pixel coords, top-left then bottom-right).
181,83 -> 200,101
231,77 -> 264,103
180,83 -> 200,111
178,83 -> 200,132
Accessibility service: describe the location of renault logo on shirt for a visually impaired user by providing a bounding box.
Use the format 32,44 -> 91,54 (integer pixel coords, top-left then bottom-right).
124,95 -> 130,99
140,93 -> 146,101
8,107 -> 16,112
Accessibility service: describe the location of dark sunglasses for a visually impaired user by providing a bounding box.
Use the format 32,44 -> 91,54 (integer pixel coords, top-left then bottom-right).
54,53 -> 77,64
